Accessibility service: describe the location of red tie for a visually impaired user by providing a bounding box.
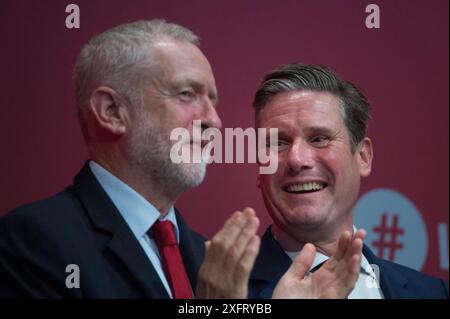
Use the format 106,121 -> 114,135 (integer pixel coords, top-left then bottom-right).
152,220 -> 193,299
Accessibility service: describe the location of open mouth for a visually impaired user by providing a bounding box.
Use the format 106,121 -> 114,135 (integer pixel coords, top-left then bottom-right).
283,182 -> 328,194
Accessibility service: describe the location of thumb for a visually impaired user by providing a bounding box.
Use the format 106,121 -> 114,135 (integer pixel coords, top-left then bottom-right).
286,243 -> 316,279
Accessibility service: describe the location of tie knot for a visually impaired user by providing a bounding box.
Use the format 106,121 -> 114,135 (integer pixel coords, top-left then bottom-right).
152,220 -> 177,247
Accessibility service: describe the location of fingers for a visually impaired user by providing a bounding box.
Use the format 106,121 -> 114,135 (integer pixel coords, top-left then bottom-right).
204,208 -> 256,266
196,207 -> 261,298
233,235 -> 261,284
286,243 -> 316,279
348,229 -> 365,275
339,228 -> 365,289
223,209 -> 260,273
353,228 -> 366,241
333,230 -> 351,261
333,228 -> 366,262
273,228 -> 367,299
271,243 -> 316,299
348,240 -> 363,275
344,228 -> 366,261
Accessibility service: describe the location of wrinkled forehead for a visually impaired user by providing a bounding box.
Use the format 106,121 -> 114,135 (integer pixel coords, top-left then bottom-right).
145,39 -> 216,97
152,39 -> 214,76
256,90 -> 343,127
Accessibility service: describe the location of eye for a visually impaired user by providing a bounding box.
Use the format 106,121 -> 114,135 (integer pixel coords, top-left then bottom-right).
310,135 -> 330,147
266,139 -> 288,152
178,89 -> 196,102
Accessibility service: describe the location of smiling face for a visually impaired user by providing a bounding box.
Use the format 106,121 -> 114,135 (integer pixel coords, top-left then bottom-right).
128,38 -> 222,193
257,90 -> 372,242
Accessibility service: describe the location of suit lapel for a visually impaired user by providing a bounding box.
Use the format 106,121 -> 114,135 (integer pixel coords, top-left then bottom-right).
73,162 -> 169,298
249,226 -> 292,299
107,232 -> 169,298
362,245 -> 408,298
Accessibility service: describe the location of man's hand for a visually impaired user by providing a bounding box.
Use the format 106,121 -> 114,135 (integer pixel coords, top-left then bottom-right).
196,208 -> 260,299
272,229 -> 366,299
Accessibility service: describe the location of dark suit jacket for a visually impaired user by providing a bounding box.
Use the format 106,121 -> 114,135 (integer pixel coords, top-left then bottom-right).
0,163 -> 205,298
249,226 -> 449,299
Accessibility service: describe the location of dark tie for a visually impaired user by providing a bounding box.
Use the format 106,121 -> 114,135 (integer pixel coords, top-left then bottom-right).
309,260 -> 327,274
151,220 -> 193,299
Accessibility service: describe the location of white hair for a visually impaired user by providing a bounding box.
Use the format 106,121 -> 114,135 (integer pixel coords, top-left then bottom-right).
73,19 -> 200,142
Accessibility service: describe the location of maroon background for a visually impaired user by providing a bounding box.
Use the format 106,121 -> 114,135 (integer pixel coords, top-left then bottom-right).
0,0 -> 448,280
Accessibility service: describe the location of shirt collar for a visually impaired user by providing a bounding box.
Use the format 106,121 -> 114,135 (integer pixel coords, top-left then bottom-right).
89,160 -> 179,242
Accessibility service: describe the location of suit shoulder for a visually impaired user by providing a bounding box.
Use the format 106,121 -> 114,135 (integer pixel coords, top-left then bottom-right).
2,186 -> 78,220
379,259 -> 449,297
0,187 -> 87,298
0,186 -> 85,236
381,259 -> 441,281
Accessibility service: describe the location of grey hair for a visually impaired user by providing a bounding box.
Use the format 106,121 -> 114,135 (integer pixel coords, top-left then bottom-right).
73,19 -> 200,142
253,64 -> 371,151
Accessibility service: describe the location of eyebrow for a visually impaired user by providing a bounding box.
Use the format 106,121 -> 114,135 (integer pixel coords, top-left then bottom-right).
303,126 -> 335,136
273,126 -> 335,140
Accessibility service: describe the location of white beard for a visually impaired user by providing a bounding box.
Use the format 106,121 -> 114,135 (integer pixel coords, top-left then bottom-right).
129,117 -> 208,194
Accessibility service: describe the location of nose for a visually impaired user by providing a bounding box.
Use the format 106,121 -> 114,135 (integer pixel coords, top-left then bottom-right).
286,140 -> 314,174
199,97 -> 222,130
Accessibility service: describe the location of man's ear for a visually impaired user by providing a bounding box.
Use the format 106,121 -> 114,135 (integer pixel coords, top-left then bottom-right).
357,137 -> 373,178
89,86 -> 128,136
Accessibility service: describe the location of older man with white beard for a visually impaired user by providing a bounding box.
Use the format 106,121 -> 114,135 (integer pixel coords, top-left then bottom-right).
0,19 -> 224,298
